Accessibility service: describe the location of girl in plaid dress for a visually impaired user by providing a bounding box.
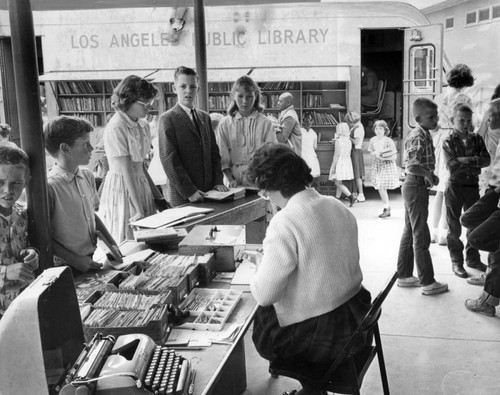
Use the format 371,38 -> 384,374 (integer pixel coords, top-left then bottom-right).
369,120 -> 400,218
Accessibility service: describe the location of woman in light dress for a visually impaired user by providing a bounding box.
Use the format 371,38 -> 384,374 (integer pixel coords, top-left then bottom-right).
329,122 -> 355,206
300,114 -> 321,185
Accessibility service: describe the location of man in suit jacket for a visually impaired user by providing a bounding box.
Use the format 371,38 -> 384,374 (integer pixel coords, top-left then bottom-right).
158,66 -> 227,207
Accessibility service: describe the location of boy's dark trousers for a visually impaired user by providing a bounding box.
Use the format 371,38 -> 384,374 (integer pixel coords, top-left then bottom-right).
444,183 -> 481,265
397,174 -> 435,286
461,189 -> 500,302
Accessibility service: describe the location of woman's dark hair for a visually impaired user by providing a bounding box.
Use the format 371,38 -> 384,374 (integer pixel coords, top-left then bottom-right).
111,75 -> 158,112
227,75 -> 264,116
447,64 -> 474,89
491,83 -> 500,100
247,143 -> 313,198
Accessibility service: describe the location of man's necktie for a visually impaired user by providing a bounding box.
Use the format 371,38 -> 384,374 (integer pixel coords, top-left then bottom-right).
191,108 -> 201,137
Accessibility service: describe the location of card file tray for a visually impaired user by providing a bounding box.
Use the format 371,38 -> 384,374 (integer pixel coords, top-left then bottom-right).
177,288 -> 242,331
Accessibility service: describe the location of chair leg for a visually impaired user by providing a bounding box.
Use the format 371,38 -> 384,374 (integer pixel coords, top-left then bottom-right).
373,325 -> 390,395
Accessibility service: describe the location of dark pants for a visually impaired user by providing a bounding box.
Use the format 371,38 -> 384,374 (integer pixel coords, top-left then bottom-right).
397,174 -> 435,286
461,190 -> 500,302
444,183 -> 480,265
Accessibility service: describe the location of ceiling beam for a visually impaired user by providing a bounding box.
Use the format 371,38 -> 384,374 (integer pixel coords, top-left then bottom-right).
0,0 -> 319,11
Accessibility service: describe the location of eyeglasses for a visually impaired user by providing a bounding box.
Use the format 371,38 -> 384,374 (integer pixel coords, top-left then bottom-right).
258,189 -> 270,200
136,99 -> 156,110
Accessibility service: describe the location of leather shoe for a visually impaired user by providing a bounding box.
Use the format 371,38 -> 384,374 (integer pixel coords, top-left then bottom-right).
379,207 -> 391,218
452,264 -> 468,278
466,261 -> 488,272
467,273 -> 486,286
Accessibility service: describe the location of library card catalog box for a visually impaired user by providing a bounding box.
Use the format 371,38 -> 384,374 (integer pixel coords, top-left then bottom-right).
80,289 -> 172,353
179,225 -> 246,272
0,266 -> 85,395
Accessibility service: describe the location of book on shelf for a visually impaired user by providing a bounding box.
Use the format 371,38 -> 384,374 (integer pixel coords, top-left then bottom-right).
302,93 -> 322,108
203,187 -> 246,201
166,96 -> 177,108
259,81 -> 299,91
309,111 -> 339,125
208,94 -> 230,110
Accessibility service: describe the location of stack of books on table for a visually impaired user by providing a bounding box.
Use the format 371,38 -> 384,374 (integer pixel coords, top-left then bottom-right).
134,227 -> 188,246
203,187 -> 246,202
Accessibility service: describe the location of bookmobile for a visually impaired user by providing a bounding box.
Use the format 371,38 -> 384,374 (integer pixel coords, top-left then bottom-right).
0,2 -> 447,393
0,1 -> 443,187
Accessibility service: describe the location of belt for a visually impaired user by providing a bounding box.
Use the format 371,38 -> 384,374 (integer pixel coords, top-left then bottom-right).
450,183 -> 478,188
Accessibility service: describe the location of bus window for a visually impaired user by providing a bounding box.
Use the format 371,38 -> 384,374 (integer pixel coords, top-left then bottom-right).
409,45 -> 435,92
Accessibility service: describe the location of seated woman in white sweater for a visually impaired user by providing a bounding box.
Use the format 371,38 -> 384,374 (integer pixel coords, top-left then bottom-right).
246,143 -> 372,395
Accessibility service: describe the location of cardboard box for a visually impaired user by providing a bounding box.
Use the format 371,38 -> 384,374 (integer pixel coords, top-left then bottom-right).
179,225 -> 246,272
82,304 -> 170,344
197,253 -> 216,286
316,174 -> 337,196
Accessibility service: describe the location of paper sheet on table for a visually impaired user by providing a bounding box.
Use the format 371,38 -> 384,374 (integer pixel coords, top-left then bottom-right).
213,232 -> 239,245
165,324 -> 243,347
130,206 -> 214,228
108,248 -> 155,270
231,260 -> 256,286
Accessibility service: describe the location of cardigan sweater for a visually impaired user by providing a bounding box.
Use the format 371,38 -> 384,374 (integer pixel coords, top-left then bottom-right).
251,188 -> 363,327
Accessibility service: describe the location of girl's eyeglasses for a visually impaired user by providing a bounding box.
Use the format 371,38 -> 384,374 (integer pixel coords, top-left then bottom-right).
258,189 -> 270,200
136,99 -> 155,110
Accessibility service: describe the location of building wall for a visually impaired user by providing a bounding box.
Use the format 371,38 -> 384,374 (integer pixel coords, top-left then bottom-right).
424,0 -> 500,113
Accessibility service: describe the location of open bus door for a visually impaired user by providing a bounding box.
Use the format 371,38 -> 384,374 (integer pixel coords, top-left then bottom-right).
403,24 -> 443,142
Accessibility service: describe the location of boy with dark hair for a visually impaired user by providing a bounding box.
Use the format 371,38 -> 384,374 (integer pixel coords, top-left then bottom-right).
158,66 -> 227,206
44,116 -> 120,275
396,98 -> 449,295
442,103 -> 490,278
0,145 -> 38,316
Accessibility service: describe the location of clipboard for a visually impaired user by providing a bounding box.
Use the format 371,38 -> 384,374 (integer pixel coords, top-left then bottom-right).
96,230 -> 123,263
130,206 -> 215,229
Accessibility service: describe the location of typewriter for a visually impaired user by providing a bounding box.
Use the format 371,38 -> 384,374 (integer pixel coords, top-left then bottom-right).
59,333 -> 192,395
0,267 -> 192,395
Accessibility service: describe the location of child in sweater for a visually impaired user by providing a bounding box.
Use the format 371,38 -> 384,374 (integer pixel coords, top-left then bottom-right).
442,102 -> 490,279
329,122 -> 355,206
368,120 -> 400,218
216,75 -> 276,187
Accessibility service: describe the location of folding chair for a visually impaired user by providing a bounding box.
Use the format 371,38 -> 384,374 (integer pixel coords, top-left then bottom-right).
269,272 -> 397,395
361,80 -> 387,118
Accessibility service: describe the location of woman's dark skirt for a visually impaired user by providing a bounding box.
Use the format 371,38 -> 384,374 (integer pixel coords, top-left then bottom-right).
351,148 -> 365,179
252,286 -> 372,366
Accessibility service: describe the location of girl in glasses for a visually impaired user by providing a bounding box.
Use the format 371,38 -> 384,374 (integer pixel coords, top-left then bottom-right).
99,75 -> 165,243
